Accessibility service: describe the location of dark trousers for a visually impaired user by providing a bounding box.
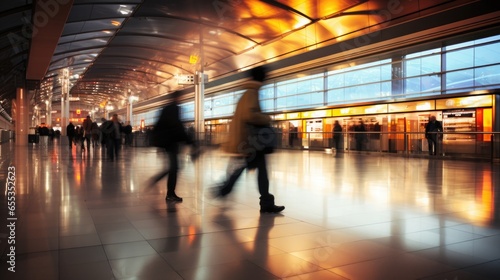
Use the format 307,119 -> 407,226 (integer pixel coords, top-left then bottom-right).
107,138 -> 121,159
333,135 -> 341,150
68,136 -> 73,147
427,136 -> 438,155
150,144 -> 180,195
84,135 -> 91,149
166,145 -> 179,194
219,151 -> 270,196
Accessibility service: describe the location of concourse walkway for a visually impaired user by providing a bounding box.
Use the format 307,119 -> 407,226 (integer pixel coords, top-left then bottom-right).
0,141 -> 499,280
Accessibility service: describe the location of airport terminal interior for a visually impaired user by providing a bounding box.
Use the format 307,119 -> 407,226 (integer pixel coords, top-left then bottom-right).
0,142 -> 499,280
1,0 -> 500,279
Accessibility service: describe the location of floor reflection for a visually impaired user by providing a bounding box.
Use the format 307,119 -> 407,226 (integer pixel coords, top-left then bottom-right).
0,142 -> 499,279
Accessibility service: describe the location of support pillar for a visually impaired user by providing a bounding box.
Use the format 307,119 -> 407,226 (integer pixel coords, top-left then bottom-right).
61,68 -> 70,136
45,99 -> 52,127
15,87 -> 28,146
194,71 -> 205,143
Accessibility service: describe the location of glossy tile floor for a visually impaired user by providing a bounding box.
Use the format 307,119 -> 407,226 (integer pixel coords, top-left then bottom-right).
1,141 -> 500,280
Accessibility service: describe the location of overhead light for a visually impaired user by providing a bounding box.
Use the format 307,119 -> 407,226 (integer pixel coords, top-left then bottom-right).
118,5 -> 132,15
129,96 -> 139,102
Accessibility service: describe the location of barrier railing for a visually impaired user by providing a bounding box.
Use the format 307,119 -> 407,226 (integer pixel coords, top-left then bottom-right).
196,131 -> 500,161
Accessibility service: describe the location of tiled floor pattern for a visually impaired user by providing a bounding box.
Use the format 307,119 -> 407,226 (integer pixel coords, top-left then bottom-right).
0,141 -> 499,279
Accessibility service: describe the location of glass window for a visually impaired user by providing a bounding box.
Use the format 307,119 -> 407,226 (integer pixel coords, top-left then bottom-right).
405,58 -> 421,77
199,34 -> 500,117
474,42 -> 500,67
405,55 -> 440,77
475,65 -> 500,87
446,48 -> 473,71
327,88 -> 344,103
405,47 -> 441,59
260,85 -> 274,99
446,69 -> 474,90
180,101 -> 194,121
474,34 -> 500,45
276,97 -> 287,110
421,55 -> 441,74
381,64 -> 392,81
327,73 -> 344,89
445,41 -> 472,51
261,99 -> 274,112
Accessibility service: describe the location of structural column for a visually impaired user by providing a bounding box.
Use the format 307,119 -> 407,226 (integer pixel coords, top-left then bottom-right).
61,68 -> 70,136
194,71 -> 205,142
45,99 -> 52,127
15,87 -> 28,146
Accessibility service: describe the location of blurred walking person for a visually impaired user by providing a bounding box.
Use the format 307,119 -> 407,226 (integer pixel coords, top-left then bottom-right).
67,122 -> 75,149
332,120 -> 342,150
149,91 -> 198,202
82,115 -> 93,150
91,121 -> 100,147
101,114 -> 122,161
425,115 -> 442,155
214,66 -> 285,213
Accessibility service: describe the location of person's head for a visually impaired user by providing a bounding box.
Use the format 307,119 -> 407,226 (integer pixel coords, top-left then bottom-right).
170,90 -> 182,102
112,114 -> 118,122
86,115 -> 91,119
101,118 -> 107,122
429,115 -> 436,122
250,66 -> 267,82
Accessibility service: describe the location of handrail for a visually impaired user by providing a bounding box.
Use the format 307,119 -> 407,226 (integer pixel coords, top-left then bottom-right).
195,130 -> 500,161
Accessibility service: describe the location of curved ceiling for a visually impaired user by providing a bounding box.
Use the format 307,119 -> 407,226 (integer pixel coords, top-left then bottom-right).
1,0 -> 499,119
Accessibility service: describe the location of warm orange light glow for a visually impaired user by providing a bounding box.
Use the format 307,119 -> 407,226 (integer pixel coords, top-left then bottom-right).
483,108 -> 492,141
478,171 -> 494,223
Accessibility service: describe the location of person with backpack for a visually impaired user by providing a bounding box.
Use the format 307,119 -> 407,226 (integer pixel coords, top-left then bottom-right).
213,66 -> 285,213
425,115 -> 443,155
149,91 -> 197,202
101,115 -> 122,160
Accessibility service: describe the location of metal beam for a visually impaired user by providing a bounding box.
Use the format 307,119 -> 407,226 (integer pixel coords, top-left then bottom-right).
26,0 -> 74,81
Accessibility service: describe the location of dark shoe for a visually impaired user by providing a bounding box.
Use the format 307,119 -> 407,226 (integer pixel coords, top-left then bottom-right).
260,205 -> 285,213
259,194 -> 285,213
166,194 -> 183,202
210,187 -> 222,199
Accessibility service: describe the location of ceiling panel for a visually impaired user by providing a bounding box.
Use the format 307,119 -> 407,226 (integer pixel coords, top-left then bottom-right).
1,0 -> 498,121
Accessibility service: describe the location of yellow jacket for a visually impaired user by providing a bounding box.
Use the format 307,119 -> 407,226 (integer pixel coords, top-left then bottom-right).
224,81 -> 271,155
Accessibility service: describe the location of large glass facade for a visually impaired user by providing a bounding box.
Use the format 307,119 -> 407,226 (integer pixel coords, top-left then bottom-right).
160,34 -> 500,122
132,108 -> 161,128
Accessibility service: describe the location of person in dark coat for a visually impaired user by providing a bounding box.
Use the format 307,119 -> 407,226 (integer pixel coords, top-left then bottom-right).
101,114 -> 122,160
82,115 -> 93,150
67,122 -> 75,148
355,119 -> 366,151
332,120 -> 342,150
149,91 -> 196,202
123,123 -> 133,146
425,115 -> 443,155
